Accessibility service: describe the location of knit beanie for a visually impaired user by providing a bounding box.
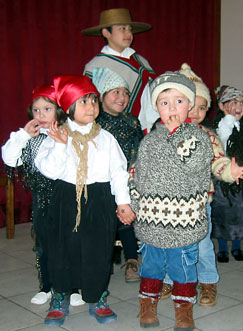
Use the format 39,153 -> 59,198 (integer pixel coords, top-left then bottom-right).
215,86 -> 243,104
92,67 -> 129,98
179,63 -> 211,107
150,71 -> 196,109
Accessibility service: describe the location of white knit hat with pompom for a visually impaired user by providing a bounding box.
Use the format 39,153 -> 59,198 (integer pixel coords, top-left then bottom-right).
179,63 -> 211,107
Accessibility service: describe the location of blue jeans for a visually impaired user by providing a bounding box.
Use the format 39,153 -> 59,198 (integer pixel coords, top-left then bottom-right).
138,242 -> 198,284
164,203 -> 219,285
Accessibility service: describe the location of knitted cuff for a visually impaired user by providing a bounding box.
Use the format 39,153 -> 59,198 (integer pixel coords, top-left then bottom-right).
139,277 -> 163,299
172,281 -> 197,304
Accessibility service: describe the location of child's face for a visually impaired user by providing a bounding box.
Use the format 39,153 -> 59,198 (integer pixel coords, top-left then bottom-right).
102,87 -> 129,116
155,88 -> 192,124
70,94 -> 99,126
102,25 -> 133,53
32,97 -> 57,128
220,99 -> 243,121
188,96 -> 208,125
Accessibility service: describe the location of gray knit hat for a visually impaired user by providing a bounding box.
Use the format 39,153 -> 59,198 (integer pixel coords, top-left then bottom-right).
92,67 -> 129,98
150,71 -> 196,109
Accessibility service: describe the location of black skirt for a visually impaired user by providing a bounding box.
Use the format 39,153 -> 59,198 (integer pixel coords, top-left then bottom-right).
211,181 -> 243,240
46,180 -> 117,303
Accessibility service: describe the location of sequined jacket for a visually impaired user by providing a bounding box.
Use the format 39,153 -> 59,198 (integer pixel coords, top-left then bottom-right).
96,108 -> 144,169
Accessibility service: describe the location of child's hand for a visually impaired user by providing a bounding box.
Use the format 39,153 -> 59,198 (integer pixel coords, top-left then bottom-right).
24,119 -> 41,137
116,204 -> 136,225
165,115 -> 182,132
48,121 -> 68,144
230,157 -> 243,184
222,102 -> 237,117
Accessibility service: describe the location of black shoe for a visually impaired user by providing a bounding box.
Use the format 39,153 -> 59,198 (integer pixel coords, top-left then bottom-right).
217,251 -> 229,263
231,249 -> 243,261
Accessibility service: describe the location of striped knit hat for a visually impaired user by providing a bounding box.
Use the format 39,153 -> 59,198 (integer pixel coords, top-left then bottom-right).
150,71 -> 196,109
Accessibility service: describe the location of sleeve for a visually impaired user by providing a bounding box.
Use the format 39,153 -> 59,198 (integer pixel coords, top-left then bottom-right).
129,137 -> 150,213
207,128 -> 234,183
216,115 -> 236,152
108,135 -> 131,205
34,137 -> 69,180
138,82 -> 160,132
1,129 -> 31,167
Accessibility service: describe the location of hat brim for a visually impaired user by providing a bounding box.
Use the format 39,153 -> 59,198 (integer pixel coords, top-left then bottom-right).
82,22 -> 151,36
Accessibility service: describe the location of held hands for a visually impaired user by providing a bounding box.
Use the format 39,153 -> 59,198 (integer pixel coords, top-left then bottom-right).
116,204 -> 136,225
231,157 -> 243,184
24,119 -> 41,137
165,115 -> 182,132
48,121 -> 68,144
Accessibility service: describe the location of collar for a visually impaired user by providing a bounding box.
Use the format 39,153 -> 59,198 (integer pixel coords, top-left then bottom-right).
40,128 -> 49,135
101,45 -> 135,59
159,118 -> 191,125
68,117 -> 93,134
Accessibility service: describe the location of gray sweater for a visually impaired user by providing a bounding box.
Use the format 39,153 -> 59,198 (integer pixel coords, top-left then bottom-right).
130,122 -> 213,248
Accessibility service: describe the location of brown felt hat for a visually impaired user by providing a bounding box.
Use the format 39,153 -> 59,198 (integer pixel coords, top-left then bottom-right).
81,8 -> 151,36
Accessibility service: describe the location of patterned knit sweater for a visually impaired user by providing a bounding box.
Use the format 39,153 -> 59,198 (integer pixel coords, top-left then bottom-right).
130,122 -> 213,248
200,125 -> 235,202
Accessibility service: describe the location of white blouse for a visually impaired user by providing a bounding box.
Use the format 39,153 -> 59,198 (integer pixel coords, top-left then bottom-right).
35,119 -> 131,205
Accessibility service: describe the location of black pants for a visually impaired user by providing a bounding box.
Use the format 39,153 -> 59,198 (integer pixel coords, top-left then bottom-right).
117,223 -> 138,260
47,180 -> 117,303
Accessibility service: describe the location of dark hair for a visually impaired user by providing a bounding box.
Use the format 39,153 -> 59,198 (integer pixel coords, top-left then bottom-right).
227,122 -> 243,166
68,93 -> 99,121
215,85 -> 229,103
101,26 -> 112,44
67,101 -> 76,121
200,116 -> 215,131
211,85 -> 230,129
218,122 -> 243,204
28,96 -> 67,125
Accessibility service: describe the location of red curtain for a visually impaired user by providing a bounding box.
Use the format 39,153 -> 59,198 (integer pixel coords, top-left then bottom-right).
0,0 -> 220,226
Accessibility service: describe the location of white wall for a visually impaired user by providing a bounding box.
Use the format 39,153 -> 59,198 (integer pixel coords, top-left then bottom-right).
221,0 -> 243,89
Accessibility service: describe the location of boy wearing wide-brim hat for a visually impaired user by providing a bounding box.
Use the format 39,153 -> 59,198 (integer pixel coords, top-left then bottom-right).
82,8 -> 158,132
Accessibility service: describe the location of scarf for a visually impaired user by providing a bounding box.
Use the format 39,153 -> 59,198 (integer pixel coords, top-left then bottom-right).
62,121 -> 101,231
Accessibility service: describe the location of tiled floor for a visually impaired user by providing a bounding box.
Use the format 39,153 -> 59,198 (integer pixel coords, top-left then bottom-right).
0,223 -> 243,331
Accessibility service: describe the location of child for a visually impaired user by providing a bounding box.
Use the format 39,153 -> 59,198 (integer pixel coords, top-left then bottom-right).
82,8 -> 158,132
128,71 -> 213,330
35,75 -> 135,326
1,85 -> 68,305
211,85 -> 243,262
92,67 -> 144,282
160,64 -> 243,307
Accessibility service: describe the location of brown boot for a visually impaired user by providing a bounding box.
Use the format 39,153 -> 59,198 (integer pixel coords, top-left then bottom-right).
174,302 -> 196,331
199,283 -> 217,306
125,259 -> 140,282
138,297 -> 159,328
160,283 -> 173,300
